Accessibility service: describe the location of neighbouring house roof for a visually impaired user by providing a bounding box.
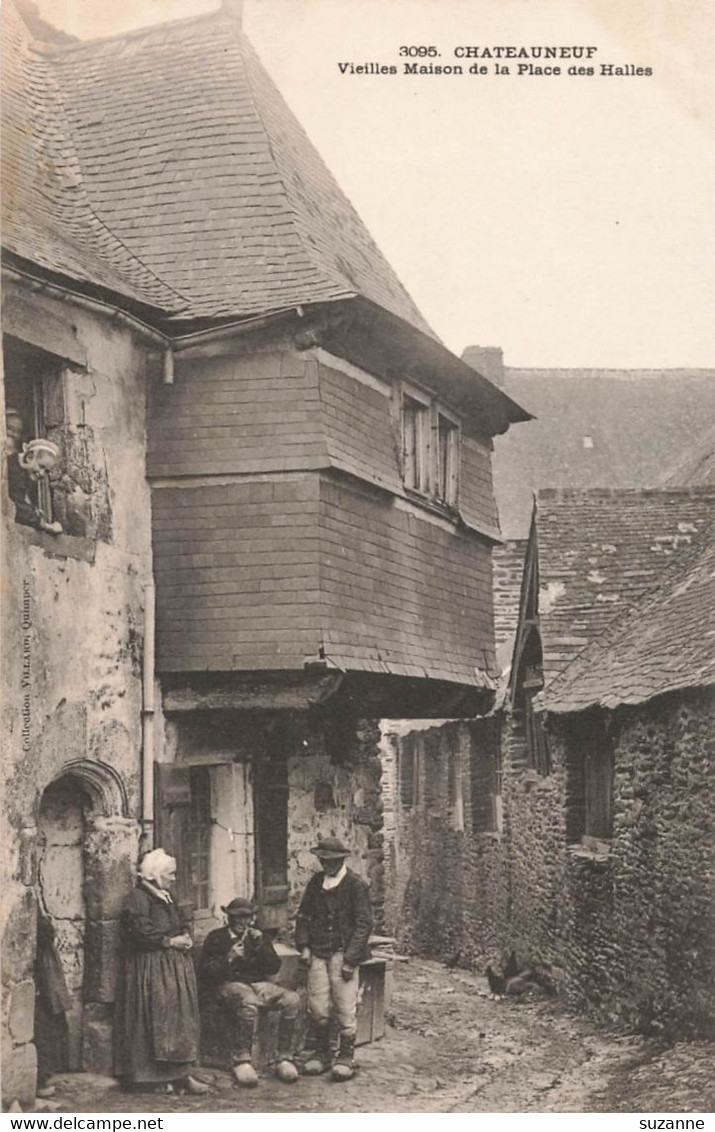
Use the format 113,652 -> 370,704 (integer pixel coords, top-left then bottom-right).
661,423 -> 715,487
487,367 -> 715,537
544,531 -> 715,713
533,488 -> 714,688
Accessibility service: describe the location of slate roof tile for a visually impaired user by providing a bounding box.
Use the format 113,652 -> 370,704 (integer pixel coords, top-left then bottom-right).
535,487 -> 715,692
544,530 -> 715,713
489,368 -> 715,537
29,6 -> 434,328
1,1 -> 184,312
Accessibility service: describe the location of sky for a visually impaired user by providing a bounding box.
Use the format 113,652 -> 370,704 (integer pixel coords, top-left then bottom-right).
31,0 -> 715,368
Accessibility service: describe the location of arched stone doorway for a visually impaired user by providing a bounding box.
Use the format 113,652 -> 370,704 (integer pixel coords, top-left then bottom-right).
36,761 -> 138,1076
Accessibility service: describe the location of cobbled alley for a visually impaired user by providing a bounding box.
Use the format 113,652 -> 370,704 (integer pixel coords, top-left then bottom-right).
31,961 -> 714,1115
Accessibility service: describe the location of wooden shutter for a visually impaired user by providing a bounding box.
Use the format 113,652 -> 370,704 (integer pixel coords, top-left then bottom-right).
584,744 -> 614,840
41,367 -> 65,429
154,762 -> 193,909
470,741 -> 496,833
399,736 -> 417,809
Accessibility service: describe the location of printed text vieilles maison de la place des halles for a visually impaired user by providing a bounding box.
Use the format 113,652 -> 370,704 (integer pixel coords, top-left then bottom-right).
338,44 -> 652,77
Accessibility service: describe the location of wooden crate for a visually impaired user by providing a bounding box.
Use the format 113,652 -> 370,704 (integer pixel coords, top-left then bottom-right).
356,958 -> 386,1046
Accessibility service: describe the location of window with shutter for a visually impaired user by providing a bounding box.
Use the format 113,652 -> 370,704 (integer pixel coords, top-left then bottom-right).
565,713 -> 614,847
188,767 -> 212,911
469,725 -> 500,833
254,726 -> 289,923
154,762 -> 193,909
3,335 -> 64,527
398,734 -> 421,809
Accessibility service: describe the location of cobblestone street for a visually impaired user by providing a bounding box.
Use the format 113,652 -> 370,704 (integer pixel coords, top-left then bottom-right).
39,961 -> 714,1115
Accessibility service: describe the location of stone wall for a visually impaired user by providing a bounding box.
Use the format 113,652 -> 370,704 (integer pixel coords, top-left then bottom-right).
157,712 -> 386,941
2,283 -> 151,1103
381,719 -> 509,967
380,690 -> 713,1039
286,719 -> 385,932
553,689 -> 714,1036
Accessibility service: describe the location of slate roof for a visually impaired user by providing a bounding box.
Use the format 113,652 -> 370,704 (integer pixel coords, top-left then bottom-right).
661,423 -> 715,487
1,1 -> 184,312
487,368 -> 715,537
544,531 -> 715,713
2,2 -> 528,434
23,6 -> 432,331
535,488 -> 715,688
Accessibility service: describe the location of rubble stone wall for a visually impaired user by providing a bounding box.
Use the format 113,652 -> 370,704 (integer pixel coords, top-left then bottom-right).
287,718 -> 385,933
381,719 -> 509,965
380,691 -> 712,1038
553,689 -> 714,1036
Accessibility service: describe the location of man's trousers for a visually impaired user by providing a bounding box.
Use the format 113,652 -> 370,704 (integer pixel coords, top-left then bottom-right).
307,952 -> 359,1038
217,981 -> 300,1062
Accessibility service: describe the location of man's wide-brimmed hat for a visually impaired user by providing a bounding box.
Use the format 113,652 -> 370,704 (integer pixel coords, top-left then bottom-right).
311,836 -> 351,860
222,897 -> 256,916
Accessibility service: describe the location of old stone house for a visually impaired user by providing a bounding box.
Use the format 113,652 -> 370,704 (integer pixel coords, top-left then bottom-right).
0,0 -> 529,1103
382,487 -> 714,1031
540,529 -> 714,1035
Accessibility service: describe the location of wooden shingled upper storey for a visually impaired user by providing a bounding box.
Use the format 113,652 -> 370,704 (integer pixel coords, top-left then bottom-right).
544,528 -> 715,714
534,488 -> 715,688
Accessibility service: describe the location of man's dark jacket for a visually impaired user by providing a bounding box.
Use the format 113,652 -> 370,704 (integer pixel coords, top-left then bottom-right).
199,926 -> 281,988
295,868 -> 373,968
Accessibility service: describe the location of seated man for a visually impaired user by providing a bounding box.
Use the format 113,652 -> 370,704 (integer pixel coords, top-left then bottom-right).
199,898 -> 299,1088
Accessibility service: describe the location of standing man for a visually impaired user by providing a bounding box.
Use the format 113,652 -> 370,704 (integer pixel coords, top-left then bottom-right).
295,837 -> 373,1081
199,898 -> 300,1087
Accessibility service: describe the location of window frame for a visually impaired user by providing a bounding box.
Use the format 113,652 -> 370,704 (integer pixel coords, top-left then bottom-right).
188,766 -> 212,913
399,381 -> 461,509
400,385 -> 431,496
398,733 -> 422,810
565,714 -> 615,850
434,406 -> 460,507
469,734 -> 501,834
3,336 -> 64,524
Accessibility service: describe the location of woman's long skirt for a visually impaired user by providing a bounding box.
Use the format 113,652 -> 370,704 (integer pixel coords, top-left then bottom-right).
115,949 -> 199,1083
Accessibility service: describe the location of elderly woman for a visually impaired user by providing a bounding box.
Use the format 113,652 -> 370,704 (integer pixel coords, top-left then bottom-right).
114,849 -> 207,1094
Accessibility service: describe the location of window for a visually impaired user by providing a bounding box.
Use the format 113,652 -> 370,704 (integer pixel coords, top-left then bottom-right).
566,715 -> 614,847
398,733 -> 421,809
4,335 -> 63,530
435,412 -> 458,506
469,720 -> 501,833
254,727 -> 289,922
446,732 -> 464,832
400,385 -> 460,506
524,693 -> 551,776
401,392 -> 430,493
188,767 -> 212,911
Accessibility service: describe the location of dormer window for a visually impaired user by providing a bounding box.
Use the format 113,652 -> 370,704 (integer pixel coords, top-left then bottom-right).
400,385 -> 460,507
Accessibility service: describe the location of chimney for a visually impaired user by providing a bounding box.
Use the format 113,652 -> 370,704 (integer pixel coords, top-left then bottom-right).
221,0 -> 243,26
462,345 -> 505,387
